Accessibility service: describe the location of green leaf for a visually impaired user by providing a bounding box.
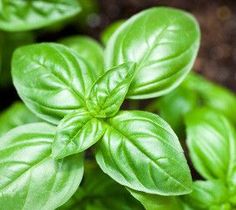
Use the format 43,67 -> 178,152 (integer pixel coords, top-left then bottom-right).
100,20 -> 125,45
96,111 -> 192,195
105,7 -> 200,99
12,43 -> 96,124
182,180 -> 231,210
0,0 -> 81,31
0,102 -> 40,137
59,35 -> 104,77
183,72 -> 236,125
0,123 -> 84,210
128,189 -> 183,210
52,109 -> 105,159
86,63 -> 136,118
185,108 -> 236,181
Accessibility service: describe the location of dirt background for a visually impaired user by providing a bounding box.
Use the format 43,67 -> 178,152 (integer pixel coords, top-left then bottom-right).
1,0 -> 235,111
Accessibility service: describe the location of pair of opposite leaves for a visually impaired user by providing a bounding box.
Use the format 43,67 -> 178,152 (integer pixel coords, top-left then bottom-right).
0,7 -> 200,210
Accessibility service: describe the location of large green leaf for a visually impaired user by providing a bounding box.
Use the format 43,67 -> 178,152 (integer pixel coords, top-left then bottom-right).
0,123 -> 84,210
86,63 -> 136,118
96,111 -> 192,195
52,109 -> 105,159
12,43 -> 96,124
0,0 -> 81,31
60,35 -> 104,77
186,108 -> 236,182
182,180 -> 231,210
0,102 -> 40,137
105,7 -> 200,99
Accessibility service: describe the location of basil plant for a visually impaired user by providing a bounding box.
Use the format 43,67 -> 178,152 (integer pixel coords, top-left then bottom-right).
0,7 -> 200,209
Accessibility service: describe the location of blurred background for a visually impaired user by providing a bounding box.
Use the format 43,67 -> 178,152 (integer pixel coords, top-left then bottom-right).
0,0 -> 235,111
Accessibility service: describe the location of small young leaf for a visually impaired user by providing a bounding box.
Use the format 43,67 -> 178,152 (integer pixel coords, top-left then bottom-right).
182,180 -> 230,210
12,43 -> 96,124
0,123 -> 84,210
0,102 -> 40,137
128,189 -> 183,210
96,111 -> 192,195
105,7 -> 200,99
185,108 -> 236,181
60,35 -> 104,77
86,63 -> 136,118
0,0 -> 81,31
52,109 -> 106,159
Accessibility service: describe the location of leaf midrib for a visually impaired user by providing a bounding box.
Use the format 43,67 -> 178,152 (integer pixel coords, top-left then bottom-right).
106,122 -> 190,191
35,60 -> 86,106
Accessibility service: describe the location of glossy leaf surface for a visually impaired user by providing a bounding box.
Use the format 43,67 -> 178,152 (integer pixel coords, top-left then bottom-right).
0,0 -> 81,31
52,109 -> 105,159
86,63 -> 136,118
60,35 -> 104,77
96,111 -> 191,195
12,43 -> 95,124
186,108 -> 236,181
0,102 -> 40,137
105,7 -> 200,99
0,123 -> 84,210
